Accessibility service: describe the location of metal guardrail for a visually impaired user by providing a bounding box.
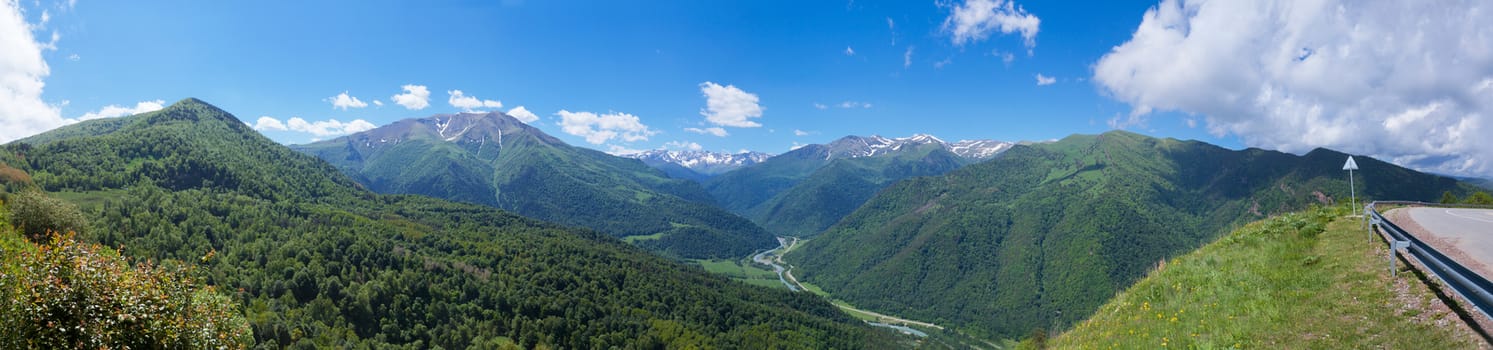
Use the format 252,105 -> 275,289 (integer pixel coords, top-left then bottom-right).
1367,201 -> 1493,321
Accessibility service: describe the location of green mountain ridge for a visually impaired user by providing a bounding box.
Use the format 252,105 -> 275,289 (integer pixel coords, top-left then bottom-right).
2,98 -> 899,348
787,130 -> 1478,340
705,135 -> 1001,237
292,111 -> 773,259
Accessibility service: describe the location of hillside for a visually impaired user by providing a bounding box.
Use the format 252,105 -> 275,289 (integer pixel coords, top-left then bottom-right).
788,130 -> 1478,340
705,134 -> 1009,236
1050,205 -> 1480,348
2,98 -> 901,349
292,112 -> 773,258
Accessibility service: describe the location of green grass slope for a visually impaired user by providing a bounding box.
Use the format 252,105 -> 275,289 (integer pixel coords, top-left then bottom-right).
293,112 -> 773,259
1050,206 -> 1479,349
788,130 -> 1478,340
3,98 -> 900,349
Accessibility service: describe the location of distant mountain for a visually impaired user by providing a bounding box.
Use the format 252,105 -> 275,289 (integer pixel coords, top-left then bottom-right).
622,149 -> 771,181
820,134 -> 1013,160
292,111 -> 774,259
788,130 -> 1479,340
2,98 -> 895,348
705,134 -> 1012,236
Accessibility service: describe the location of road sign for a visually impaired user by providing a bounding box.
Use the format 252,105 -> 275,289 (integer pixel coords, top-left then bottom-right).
1345,156 -> 1359,217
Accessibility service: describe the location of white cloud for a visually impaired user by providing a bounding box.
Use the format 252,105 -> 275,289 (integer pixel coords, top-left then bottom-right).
391,84 -> 431,110
0,1 -> 65,143
664,141 -> 703,151
903,46 -> 915,68
506,106 -> 539,123
372,100 -> 384,107
70,100 -> 165,123
790,142 -> 807,150
699,82 -> 764,128
685,127 -> 729,137
887,17 -> 897,45
254,116 -> 376,137
941,0 -> 1041,48
794,129 -> 812,136
253,116 -> 287,131
447,89 -> 503,112
557,110 -> 658,144
934,58 -> 952,69
606,144 -> 646,155
327,91 -> 368,110
837,101 -> 872,109
66,53 -> 77,61
813,103 -> 828,110
1035,73 -> 1056,86
1094,0 -> 1493,176
845,46 -> 856,56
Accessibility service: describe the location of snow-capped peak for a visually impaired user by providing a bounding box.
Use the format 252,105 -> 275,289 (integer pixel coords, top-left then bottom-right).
825,133 -> 1012,160
623,150 -> 773,175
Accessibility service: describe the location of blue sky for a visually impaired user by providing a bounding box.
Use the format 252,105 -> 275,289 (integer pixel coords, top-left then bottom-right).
6,0 -> 1493,176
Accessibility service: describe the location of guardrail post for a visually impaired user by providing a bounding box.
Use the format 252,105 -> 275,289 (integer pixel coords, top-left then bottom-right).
1390,240 -> 1410,278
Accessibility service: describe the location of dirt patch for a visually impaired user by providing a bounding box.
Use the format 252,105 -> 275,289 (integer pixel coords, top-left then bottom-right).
1312,191 -> 1332,205
914,195 -> 942,215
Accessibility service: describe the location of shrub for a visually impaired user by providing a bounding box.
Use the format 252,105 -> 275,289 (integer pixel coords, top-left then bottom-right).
7,191 -> 86,242
0,230 -> 253,349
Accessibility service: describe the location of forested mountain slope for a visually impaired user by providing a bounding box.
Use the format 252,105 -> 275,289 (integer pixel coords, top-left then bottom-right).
2,98 -> 900,349
705,135 -> 1009,236
789,130 -> 1477,340
292,111 -> 773,258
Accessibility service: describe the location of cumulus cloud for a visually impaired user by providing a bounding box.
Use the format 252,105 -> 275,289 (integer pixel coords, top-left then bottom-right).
904,46 -> 915,68
845,46 -> 856,56
253,116 -> 287,131
557,110 -> 658,144
685,127 -> 729,137
253,116 -> 376,137
391,84 -> 430,110
794,129 -> 812,136
506,106 -> 539,123
699,82 -> 764,128
941,0 -> 1040,48
372,100 -> 384,107
1035,73 -> 1055,86
664,141 -> 703,151
447,90 -> 503,112
70,100 -> 165,123
0,1 -> 65,143
813,103 -> 828,110
327,91 -> 368,110
1094,0 -> 1493,176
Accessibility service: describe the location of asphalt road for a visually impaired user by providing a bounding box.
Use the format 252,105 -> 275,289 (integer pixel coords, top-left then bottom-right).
1401,207 -> 1493,275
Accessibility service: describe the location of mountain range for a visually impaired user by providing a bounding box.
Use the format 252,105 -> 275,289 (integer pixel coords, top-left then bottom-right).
702,134 -> 1013,236
787,130 -> 1477,339
621,150 -> 771,181
291,111 -> 774,258
1,98 -> 899,348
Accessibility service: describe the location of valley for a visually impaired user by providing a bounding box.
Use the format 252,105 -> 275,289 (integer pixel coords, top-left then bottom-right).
4,1 -> 1489,347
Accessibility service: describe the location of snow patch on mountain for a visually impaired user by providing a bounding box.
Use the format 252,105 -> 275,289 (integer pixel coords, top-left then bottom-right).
825,134 -> 1012,160
623,150 -> 772,175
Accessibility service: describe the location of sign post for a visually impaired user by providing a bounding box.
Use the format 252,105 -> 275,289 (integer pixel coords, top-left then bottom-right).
1344,156 -> 1359,217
